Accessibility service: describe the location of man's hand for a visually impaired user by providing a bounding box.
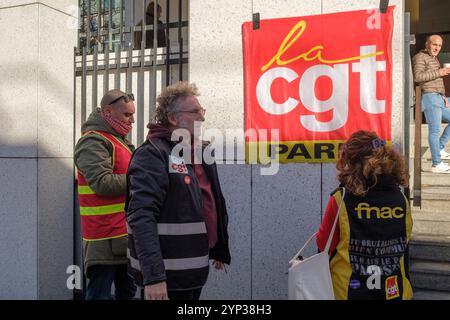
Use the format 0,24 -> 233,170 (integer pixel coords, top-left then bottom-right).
439,67 -> 450,77
212,260 -> 225,270
145,282 -> 169,300
445,97 -> 450,108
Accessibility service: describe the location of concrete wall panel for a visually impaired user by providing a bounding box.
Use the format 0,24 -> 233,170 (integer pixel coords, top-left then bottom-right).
189,0 -> 251,134
321,163 -> 338,219
0,159 -> 37,299
38,158 -> 74,300
38,4 -> 76,158
202,164 -> 252,300
0,5 -> 38,157
251,164 -> 322,299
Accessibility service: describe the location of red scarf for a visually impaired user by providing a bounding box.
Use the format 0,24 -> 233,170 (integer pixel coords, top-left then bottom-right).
101,112 -> 132,136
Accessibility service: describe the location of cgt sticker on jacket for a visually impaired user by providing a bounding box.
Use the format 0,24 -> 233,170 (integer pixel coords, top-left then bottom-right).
169,155 -> 188,174
242,7 -> 394,163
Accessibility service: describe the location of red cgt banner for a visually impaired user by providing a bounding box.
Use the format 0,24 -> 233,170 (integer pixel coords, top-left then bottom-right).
243,7 -> 394,163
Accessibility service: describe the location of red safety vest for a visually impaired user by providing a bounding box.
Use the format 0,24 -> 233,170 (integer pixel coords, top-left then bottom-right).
77,130 -> 132,241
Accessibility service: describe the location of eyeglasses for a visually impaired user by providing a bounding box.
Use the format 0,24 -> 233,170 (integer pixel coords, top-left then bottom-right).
109,93 -> 135,105
178,107 -> 206,116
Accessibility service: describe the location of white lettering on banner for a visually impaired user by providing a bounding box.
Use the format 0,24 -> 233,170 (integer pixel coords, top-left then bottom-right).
299,64 -> 348,132
255,45 -> 387,132
352,46 -> 386,114
256,67 -> 299,115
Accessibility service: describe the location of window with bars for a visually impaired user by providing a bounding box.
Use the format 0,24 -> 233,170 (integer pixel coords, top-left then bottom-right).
74,0 -> 189,146
77,0 -> 189,56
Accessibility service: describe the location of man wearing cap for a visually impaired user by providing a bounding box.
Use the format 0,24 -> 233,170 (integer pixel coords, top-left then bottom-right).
412,34 -> 450,173
74,89 -> 137,299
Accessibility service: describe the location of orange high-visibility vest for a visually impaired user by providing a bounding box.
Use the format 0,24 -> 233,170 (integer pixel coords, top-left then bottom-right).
77,130 -> 132,241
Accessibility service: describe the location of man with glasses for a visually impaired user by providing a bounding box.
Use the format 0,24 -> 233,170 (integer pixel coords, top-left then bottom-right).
126,82 -> 231,300
75,89 -> 137,299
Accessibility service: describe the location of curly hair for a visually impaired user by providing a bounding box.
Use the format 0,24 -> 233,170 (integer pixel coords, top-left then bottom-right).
153,82 -> 200,127
336,130 -> 409,196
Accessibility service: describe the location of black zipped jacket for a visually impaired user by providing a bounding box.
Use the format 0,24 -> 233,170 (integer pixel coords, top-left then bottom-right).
125,128 -> 230,289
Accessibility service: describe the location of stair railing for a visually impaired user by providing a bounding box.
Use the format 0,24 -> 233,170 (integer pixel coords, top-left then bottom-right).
413,86 -> 422,207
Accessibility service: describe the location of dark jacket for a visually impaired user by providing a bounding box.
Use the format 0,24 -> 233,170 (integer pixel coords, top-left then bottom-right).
126,125 -> 230,290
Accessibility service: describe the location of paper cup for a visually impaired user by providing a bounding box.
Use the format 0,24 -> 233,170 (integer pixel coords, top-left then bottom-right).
444,63 -> 450,68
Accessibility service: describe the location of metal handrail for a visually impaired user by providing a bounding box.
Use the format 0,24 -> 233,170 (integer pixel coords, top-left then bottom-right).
413,86 -> 422,207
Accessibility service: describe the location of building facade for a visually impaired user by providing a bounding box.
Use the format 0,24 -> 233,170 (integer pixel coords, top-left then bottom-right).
0,0 -> 409,299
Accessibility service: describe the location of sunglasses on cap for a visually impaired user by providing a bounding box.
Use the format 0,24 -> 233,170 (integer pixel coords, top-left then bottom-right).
109,93 -> 135,105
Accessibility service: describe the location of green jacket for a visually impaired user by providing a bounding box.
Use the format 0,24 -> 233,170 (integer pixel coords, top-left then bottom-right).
74,108 -> 135,276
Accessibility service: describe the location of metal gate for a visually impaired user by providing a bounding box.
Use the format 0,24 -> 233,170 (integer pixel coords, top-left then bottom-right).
74,0 -> 189,147
73,0 -> 189,299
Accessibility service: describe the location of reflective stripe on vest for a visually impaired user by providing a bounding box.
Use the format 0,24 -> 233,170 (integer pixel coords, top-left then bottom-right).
164,255 -> 209,271
157,222 -> 207,235
77,130 -> 132,241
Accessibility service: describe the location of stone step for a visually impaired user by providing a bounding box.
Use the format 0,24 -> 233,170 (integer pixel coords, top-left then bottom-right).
409,260 -> 450,291
422,172 -> 450,187
421,199 -> 450,212
422,186 -> 450,200
410,234 -> 450,262
412,208 -> 450,218
419,186 -> 450,212
412,220 -> 450,236
413,289 -> 450,300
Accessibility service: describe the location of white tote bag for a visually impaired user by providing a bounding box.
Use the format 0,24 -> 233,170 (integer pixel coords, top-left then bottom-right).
288,188 -> 345,300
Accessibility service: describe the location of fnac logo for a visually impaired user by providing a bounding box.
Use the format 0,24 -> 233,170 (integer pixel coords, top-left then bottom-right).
385,275 -> 400,300
355,203 -> 405,220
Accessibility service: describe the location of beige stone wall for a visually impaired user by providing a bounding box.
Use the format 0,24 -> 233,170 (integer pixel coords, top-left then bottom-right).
0,1 -> 77,299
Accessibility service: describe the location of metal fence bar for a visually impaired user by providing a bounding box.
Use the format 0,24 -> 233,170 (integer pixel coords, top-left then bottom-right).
99,0 -> 103,46
115,44 -> 121,89
87,0 -> 91,52
119,0 -> 123,48
148,0 -> 159,123
108,0 -> 113,51
104,43 -> 110,94
165,0 -> 171,86
77,0 -> 82,50
126,45 -> 133,143
137,46 -> 145,145
126,46 -> 132,94
92,45 -> 99,109
131,0 -> 135,49
154,0 -> 158,50
178,0 -> 182,81
73,46 -> 78,144
141,0 -> 146,50
81,47 -> 87,123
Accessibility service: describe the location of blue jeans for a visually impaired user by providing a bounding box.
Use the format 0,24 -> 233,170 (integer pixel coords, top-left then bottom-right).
85,264 -> 136,300
422,93 -> 450,166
